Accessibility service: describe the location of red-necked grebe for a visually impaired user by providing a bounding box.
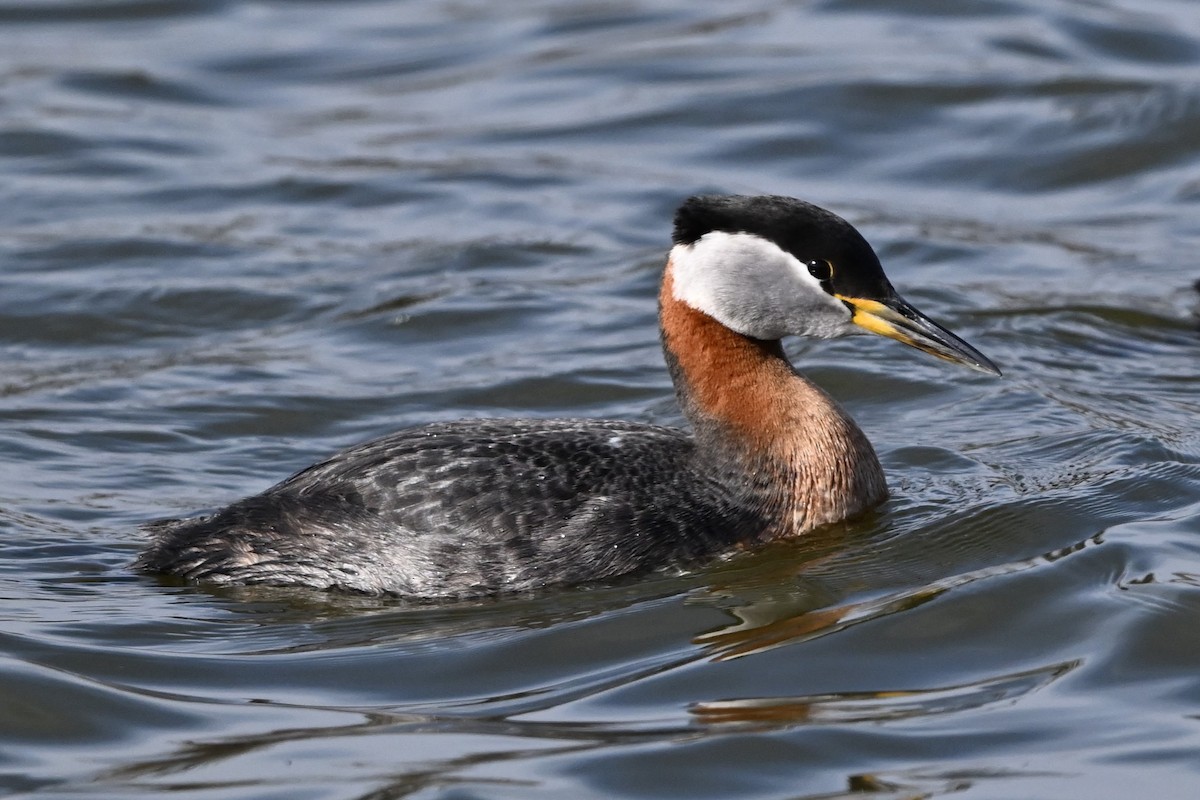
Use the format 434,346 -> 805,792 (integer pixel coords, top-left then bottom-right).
136,194 -> 1000,597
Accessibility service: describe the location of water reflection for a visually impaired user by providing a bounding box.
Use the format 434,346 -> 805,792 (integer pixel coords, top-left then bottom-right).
691,660 -> 1077,727
692,529 -> 1106,661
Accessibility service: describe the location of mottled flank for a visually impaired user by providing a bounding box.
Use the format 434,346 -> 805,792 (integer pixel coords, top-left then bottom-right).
136,419 -> 772,597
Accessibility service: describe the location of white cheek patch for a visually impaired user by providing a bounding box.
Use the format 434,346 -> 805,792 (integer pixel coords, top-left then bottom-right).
669,231 -> 853,340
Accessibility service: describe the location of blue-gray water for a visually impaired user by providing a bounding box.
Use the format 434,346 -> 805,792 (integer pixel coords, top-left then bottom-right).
3,1 -> 1200,797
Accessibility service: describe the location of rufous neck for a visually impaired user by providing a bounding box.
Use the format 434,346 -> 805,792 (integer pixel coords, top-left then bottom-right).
658,257 -> 887,532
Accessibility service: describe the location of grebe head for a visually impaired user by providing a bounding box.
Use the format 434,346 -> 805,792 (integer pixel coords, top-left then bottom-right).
669,194 -> 1000,375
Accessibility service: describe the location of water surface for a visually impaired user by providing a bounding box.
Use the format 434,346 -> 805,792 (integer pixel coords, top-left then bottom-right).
2,0 -> 1199,797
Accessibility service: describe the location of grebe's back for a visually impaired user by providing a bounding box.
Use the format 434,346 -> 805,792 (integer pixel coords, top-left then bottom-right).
138,419 -> 770,596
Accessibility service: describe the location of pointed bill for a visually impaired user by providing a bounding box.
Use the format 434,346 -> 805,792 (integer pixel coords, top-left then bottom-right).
836,294 -> 1001,376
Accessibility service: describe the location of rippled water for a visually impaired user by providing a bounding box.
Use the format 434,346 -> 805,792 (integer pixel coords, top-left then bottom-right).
2,0 -> 1200,797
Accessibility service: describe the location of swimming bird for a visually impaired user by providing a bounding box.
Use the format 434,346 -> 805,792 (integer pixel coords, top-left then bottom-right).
136,194 -> 999,598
